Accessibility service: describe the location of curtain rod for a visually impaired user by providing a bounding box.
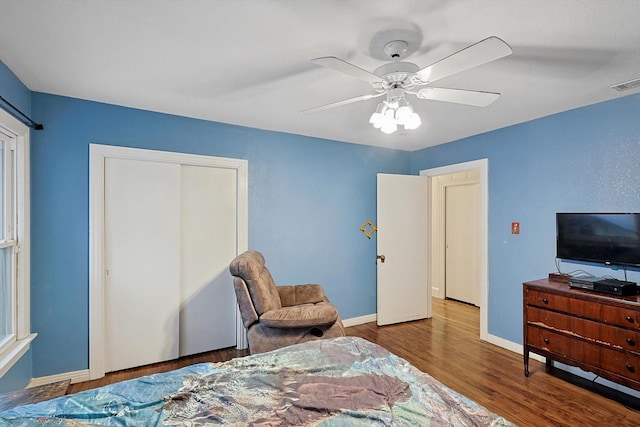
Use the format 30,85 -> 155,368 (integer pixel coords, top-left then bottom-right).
0,95 -> 44,130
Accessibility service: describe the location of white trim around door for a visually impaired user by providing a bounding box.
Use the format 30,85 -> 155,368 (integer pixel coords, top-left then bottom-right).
89,144 -> 248,380
420,159 -> 489,341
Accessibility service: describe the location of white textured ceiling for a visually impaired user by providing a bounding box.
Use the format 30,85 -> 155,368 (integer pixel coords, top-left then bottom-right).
0,0 -> 639,151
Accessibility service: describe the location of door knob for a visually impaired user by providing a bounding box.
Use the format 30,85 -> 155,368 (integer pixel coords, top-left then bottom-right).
377,255 -> 386,263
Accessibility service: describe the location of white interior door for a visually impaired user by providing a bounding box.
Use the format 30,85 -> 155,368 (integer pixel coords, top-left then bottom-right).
377,173 -> 430,326
104,158 -> 181,372
179,165 -> 237,356
445,183 -> 479,305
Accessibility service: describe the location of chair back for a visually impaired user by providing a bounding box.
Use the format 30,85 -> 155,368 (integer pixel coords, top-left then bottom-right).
229,251 -> 282,316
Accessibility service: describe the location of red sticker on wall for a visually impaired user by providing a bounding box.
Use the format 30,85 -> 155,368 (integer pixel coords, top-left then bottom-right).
511,222 -> 520,234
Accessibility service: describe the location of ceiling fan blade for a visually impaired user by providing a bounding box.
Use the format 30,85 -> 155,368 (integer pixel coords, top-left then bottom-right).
415,36 -> 512,84
301,92 -> 385,114
311,56 -> 384,83
413,87 -> 500,107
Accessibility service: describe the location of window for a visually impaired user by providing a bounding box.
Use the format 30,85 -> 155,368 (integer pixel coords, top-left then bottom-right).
0,134 -> 11,342
0,107 -> 33,378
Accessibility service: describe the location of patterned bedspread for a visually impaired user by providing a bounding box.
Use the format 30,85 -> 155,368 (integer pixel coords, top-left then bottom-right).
0,337 -> 515,426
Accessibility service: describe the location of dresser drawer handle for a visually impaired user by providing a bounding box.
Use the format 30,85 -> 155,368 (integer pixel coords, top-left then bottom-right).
542,298 -> 549,304
627,364 -> 636,373
543,338 -> 550,344
627,316 -> 635,324
627,338 -> 636,346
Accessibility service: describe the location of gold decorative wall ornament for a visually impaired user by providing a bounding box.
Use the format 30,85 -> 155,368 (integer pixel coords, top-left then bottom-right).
360,220 -> 377,239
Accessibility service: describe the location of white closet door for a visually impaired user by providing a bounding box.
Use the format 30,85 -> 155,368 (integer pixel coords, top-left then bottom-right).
104,158 -> 181,372
179,165 -> 237,356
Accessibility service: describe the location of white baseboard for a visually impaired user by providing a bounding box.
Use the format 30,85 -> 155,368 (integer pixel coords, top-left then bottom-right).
486,333 -> 521,353
28,369 -> 90,388
342,313 -> 376,327
486,333 -> 544,363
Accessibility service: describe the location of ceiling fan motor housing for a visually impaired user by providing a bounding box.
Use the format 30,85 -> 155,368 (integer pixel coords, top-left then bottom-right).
371,39 -> 420,87
375,61 -> 419,79
386,88 -> 405,103
373,61 -> 419,93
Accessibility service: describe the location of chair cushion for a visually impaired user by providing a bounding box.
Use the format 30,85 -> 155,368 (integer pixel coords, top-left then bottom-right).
260,303 -> 339,329
277,284 -> 325,307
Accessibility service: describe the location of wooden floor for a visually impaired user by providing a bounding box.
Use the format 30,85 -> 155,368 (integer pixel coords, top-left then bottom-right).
68,346 -> 250,394
69,298 -> 640,426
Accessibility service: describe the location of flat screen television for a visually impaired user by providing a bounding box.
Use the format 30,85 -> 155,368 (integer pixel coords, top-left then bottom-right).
556,213 -> 640,267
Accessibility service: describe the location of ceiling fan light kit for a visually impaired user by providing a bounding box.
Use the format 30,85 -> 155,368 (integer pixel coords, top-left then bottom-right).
307,36 -> 513,135
369,98 -> 421,134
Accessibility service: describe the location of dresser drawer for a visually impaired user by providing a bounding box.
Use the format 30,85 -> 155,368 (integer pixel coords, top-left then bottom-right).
526,288 -> 640,330
526,289 -> 599,318
527,325 -> 569,357
527,306 -> 640,354
601,305 -> 640,330
527,325 -> 600,366
599,346 -> 640,382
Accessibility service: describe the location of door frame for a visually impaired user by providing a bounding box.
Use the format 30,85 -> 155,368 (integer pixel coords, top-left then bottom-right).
420,159 -> 488,340
89,144 -> 248,379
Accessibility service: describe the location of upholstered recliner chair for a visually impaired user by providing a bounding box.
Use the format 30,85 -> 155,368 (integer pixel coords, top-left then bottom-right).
229,250 -> 346,354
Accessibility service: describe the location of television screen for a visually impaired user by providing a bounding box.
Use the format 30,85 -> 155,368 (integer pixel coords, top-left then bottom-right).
556,213 -> 640,267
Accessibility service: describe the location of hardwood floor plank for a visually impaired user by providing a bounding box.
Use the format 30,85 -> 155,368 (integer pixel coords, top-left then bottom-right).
66,298 -> 640,426
0,381 -> 70,412
348,298 -> 640,427
67,347 -> 249,393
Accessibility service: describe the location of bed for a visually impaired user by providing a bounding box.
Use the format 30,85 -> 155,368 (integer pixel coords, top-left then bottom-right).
0,337 -> 515,426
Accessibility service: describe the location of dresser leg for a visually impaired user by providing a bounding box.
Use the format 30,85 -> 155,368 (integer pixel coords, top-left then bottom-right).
524,350 -> 530,377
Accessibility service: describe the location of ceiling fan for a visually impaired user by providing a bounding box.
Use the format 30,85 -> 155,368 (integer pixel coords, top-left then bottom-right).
303,36 -> 513,133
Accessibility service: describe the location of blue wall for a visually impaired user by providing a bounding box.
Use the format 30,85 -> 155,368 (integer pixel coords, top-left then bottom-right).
26,93 -> 410,379
411,93 -> 640,343
0,61 -> 31,116
0,61 -> 33,393
2,51 -> 640,393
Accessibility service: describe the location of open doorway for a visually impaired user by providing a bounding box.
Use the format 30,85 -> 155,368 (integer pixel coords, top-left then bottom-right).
444,173 -> 480,306
420,159 -> 488,340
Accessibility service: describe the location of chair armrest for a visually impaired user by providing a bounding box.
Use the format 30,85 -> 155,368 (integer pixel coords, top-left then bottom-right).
277,284 -> 326,307
260,303 -> 338,328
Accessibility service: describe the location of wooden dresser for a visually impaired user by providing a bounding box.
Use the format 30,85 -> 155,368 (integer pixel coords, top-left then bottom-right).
523,278 -> 640,391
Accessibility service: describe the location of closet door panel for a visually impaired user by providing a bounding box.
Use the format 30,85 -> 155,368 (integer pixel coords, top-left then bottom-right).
104,158 -> 181,372
179,165 -> 237,356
